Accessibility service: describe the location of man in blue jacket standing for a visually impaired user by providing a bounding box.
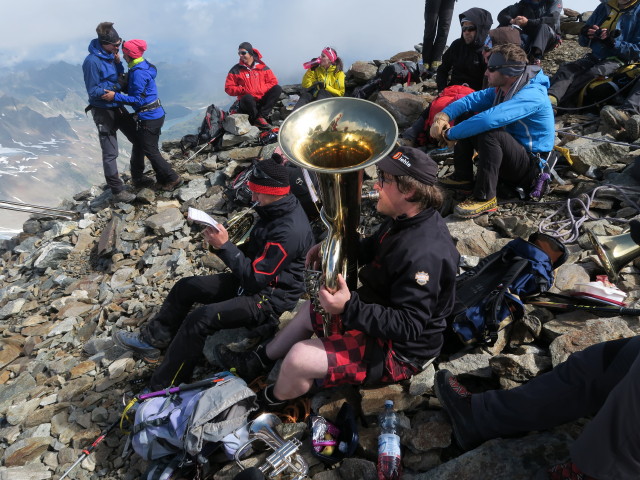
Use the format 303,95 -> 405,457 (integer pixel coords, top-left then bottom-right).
82,22 -> 137,203
431,43 -> 555,218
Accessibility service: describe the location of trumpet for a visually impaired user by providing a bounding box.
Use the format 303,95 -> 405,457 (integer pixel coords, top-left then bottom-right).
235,413 -> 308,480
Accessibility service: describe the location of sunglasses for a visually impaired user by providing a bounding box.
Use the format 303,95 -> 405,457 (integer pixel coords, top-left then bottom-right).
376,167 -> 395,188
487,64 -> 525,72
253,165 -> 285,185
238,50 -> 249,55
461,26 -> 477,32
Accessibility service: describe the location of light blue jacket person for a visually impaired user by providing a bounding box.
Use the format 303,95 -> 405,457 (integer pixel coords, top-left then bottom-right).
443,67 -> 555,153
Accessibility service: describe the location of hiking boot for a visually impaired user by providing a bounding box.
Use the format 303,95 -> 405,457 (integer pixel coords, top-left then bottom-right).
113,329 -> 161,363
216,344 -> 270,381
454,196 -> 498,219
434,369 -> 484,451
624,114 -> 640,141
600,105 -> 631,130
548,461 -> 597,480
159,176 -> 184,192
257,384 -> 287,412
133,176 -> 156,189
112,190 -> 136,203
254,117 -> 272,130
438,174 -> 473,194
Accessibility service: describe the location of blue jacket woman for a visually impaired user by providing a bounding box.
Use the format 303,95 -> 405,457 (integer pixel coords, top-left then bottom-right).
443,68 -> 555,153
102,39 -> 181,190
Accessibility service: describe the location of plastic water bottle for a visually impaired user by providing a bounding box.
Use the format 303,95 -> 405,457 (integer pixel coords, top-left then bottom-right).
377,400 -> 402,480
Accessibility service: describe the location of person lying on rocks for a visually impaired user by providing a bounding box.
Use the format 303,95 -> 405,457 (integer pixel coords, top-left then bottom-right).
435,336 -> 640,480
225,42 -> 282,130
547,0 -> 640,113
401,7 -> 494,147
112,158 -> 314,391
293,47 -> 345,110
217,147 -> 460,409
497,0 -> 563,65
430,43 -> 555,219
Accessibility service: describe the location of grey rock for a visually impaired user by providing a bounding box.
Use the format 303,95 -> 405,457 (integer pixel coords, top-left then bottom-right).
33,242 -> 73,269
549,318 -> 635,366
375,91 -> 429,128
223,114 -> 252,136
489,353 -> 552,382
347,61 -> 379,82
144,208 -> 185,234
178,178 -> 207,202
438,351 -> 493,378
0,298 -> 27,320
445,219 -> 506,257
0,373 -> 37,415
549,263 -> 591,293
0,465 -> 53,480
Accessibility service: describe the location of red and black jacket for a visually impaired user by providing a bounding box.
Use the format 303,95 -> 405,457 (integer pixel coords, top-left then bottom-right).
216,194 -> 314,315
341,207 -> 459,364
225,60 -> 279,100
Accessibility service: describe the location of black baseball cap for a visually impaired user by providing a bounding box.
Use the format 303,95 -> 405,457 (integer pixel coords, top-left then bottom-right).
376,146 -> 438,185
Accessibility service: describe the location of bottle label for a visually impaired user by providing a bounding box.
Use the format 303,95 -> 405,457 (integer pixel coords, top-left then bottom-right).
378,433 -> 401,456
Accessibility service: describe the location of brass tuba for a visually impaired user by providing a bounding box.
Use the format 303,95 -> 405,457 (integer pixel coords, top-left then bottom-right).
278,97 -> 398,334
587,219 -> 640,282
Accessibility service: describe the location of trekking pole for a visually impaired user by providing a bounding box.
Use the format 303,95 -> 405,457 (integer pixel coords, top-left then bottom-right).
185,138 -> 216,163
526,300 -> 640,315
137,371 -> 233,401
59,420 -> 119,480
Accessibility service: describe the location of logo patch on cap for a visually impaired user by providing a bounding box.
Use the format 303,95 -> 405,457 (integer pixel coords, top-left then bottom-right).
415,271 -> 430,286
392,151 -> 412,168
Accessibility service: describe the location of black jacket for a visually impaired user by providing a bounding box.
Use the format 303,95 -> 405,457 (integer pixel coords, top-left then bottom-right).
216,194 -> 314,315
341,208 -> 459,363
437,8 -> 494,92
498,0 -> 562,35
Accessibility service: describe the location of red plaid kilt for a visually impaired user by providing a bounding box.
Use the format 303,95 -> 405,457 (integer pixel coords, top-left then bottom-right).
309,303 -> 419,388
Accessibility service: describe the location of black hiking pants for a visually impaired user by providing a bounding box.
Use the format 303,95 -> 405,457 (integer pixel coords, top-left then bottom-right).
522,23 -> 559,59
422,0 -> 456,66
472,336 -> 640,479
293,88 -> 334,110
548,54 -> 622,106
134,115 -> 179,185
143,273 -> 275,390
238,85 -> 283,122
90,106 -> 141,194
453,129 -> 538,200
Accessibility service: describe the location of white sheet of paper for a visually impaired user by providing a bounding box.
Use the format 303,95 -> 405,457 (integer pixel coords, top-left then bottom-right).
187,207 -> 220,231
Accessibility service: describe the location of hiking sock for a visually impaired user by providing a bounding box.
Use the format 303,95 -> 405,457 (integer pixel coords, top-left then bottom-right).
255,344 -> 274,369
258,384 -> 287,411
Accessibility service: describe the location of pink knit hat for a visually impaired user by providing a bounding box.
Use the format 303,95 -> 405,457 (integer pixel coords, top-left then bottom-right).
322,47 -> 337,63
122,39 -> 147,59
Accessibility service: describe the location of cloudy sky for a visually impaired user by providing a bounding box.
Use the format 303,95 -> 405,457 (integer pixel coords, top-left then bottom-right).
0,0 -> 510,86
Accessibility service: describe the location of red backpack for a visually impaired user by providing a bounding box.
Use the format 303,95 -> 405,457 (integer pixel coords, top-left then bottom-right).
417,85 -> 475,146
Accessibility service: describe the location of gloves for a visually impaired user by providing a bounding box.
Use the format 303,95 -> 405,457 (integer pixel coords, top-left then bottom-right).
430,112 -> 450,141
440,128 -> 457,149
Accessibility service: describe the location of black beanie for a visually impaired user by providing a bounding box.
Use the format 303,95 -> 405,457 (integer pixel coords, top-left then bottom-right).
248,158 -> 290,195
96,22 -> 121,45
239,41 -> 255,56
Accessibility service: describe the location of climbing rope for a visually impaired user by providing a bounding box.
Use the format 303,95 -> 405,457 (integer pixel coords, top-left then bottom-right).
538,185 -> 640,243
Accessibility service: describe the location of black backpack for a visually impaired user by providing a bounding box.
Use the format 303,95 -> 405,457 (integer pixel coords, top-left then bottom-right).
181,104 -> 226,152
447,233 -> 566,347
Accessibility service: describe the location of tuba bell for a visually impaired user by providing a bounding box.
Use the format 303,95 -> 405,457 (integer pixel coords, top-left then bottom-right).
278,97 -> 398,335
234,413 -> 308,480
587,219 -> 640,282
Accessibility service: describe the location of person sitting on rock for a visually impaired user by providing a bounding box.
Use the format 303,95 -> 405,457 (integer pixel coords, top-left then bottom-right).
293,47 -> 345,110
497,0 -> 563,65
217,147 -> 460,409
547,0 -> 640,114
101,40 -> 183,192
401,8 -> 493,147
435,336 -> 640,480
225,42 -> 283,130
431,43 -> 555,219
112,158 -> 314,391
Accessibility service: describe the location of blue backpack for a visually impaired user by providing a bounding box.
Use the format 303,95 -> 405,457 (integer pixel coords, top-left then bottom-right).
450,234 -> 565,346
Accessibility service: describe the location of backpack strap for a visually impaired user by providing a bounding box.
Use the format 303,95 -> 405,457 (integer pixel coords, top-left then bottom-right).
483,257 -> 529,344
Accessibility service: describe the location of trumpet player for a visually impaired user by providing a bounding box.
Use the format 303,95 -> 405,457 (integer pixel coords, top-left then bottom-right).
112,158 -> 314,390
218,147 -> 459,407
